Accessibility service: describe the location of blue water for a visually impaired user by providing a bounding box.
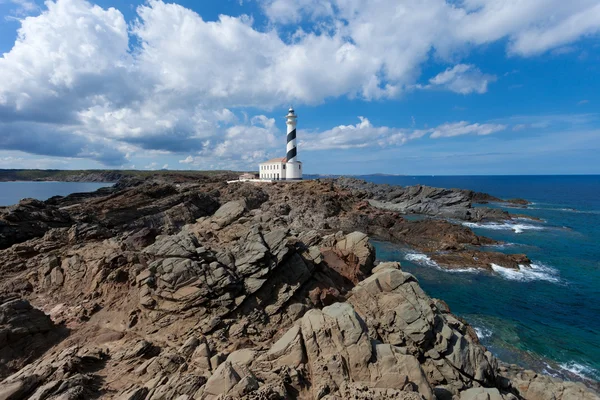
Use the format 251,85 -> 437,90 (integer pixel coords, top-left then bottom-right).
368,175 -> 600,383
0,181 -> 111,206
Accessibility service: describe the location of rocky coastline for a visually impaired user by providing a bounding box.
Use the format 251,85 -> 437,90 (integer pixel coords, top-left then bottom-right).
0,175 -> 597,399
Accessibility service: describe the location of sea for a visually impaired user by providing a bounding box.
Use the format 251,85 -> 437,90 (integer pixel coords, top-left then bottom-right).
362,175 -> 600,384
1,177 -> 599,385
0,181 -> 112,206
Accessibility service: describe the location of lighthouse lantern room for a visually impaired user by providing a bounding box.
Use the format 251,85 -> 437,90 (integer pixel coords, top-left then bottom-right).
258,107 -> 303,181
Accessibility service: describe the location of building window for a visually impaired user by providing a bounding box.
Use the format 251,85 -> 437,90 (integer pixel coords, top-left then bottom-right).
299,165 -> 301,170
283,165 -> 285,170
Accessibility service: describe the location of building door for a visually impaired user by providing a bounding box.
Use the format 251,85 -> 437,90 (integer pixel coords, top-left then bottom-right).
277,173 -> 279,180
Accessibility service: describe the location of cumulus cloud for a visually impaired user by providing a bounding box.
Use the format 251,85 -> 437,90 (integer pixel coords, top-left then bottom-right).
422,64 -> 496,94
176,115 -> 282,170
301,118 -> 507,150
430,121 -> 507,138
301,117 -> 409,150
260,0 -> 334,24
0,0 -> 598,167
1,0 -> 38,16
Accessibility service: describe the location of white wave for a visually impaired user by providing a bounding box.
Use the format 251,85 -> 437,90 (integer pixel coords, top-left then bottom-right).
405,252 -> 479,274
463,221 -> 545,234
490,263 -> 560,283
474,326 -> 493,340
528,206 -> 600,215
558,361 -> 599,381
484,242 -> 517,249
405,253 -> 438,267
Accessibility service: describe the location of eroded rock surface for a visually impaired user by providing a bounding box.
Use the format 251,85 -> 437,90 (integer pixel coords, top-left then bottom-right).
0,176 -> 596,399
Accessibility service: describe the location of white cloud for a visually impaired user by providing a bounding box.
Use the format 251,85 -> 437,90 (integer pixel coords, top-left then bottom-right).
260,0 -> 333,24
300,117 -> 507,150
0,0 -> 599,167
430,121 -> 507,138
423,64 -> 496,94
179,156 -> 194,164
0,153 -> 71,168
301,117 -> 409,150
176,115 -> 282,170
1,0 -> 38,16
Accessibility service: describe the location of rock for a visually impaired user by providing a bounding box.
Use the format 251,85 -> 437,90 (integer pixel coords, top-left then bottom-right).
459,387 -> 503,400
336,178 -> 511,222
0,297 -> 61,379
226,349 -> 256,367
0,200 -> 72,250
295,302 -> 434,399
349,268 -> 496,394
115,386 -> 149,400
332,231 -> 375,282
211,200 -> 246,228
0,176 -> 595,400
201,360 -> 257,400
143,232 -> 200,258
257,324 -> 305,369
501,367 -> 600,400
372,261 -> 402,273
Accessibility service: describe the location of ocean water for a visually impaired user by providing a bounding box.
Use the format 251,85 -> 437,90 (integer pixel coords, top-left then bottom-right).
0,181 -> 112,207
367,175 -> 600,384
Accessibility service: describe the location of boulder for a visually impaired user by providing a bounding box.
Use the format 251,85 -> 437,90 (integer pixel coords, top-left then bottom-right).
0,297 -> 61,379
349,268 -> 497,394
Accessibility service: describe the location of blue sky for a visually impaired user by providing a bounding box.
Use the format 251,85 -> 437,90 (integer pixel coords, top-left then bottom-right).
0,0 -> 599,175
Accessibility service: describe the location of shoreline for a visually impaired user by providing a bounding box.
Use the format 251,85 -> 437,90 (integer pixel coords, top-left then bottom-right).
0,175 -> 597,398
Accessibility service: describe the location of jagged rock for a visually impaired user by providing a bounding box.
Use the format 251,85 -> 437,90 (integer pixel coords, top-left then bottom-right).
143,232 -> 200,258
348,267 -> 496,394
0,297 -> 61,380
501,367 -> 600,400
329,231 -> 375,283
0,199 -> 72,250
200,360 -> 258,400
1,346 -> 107,399
0,177 -> 597,400
261,302 -> 434,399
459,387 -> 504,400
336,178 -> 510,222
211,200 -> 246,228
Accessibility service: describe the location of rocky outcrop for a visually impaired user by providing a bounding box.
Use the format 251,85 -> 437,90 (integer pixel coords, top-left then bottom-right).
336,178 -> 514,222
0,176 -> 596,399
348,265 -> 497,395
0,199 -> 72,250
0,296 -> 63,380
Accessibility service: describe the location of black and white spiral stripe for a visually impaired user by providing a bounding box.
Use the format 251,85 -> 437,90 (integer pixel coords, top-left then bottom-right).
286,128 -> 297,162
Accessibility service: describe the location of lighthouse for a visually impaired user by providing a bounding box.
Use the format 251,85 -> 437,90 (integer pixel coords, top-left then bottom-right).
285,107 -> 302,180
258,107 -> 303,181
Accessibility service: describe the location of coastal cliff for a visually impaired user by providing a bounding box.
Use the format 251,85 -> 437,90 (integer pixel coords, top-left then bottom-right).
0,176 -> 597,399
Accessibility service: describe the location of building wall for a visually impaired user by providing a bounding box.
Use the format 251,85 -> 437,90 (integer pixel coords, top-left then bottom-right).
259,162 -> 286,180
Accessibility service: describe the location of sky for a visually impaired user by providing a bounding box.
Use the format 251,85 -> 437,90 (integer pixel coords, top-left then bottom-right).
0,0 -> 599,175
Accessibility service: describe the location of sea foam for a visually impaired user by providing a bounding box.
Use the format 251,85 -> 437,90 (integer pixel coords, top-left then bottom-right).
405,252 -> 479,273
558,361 -> 600,381
463,221 -> 544,234
473,326 -> 493,340
490,263 -> 560,283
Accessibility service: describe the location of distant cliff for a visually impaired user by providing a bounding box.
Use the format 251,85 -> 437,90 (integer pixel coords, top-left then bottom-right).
0,169 -> 241,183
0,169 -> 123,182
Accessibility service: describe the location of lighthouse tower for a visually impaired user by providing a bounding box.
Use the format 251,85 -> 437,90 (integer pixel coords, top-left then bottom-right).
285,107 -> 302,180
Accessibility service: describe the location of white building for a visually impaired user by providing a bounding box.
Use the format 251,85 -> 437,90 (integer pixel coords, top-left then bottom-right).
258,107 -> 303,181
